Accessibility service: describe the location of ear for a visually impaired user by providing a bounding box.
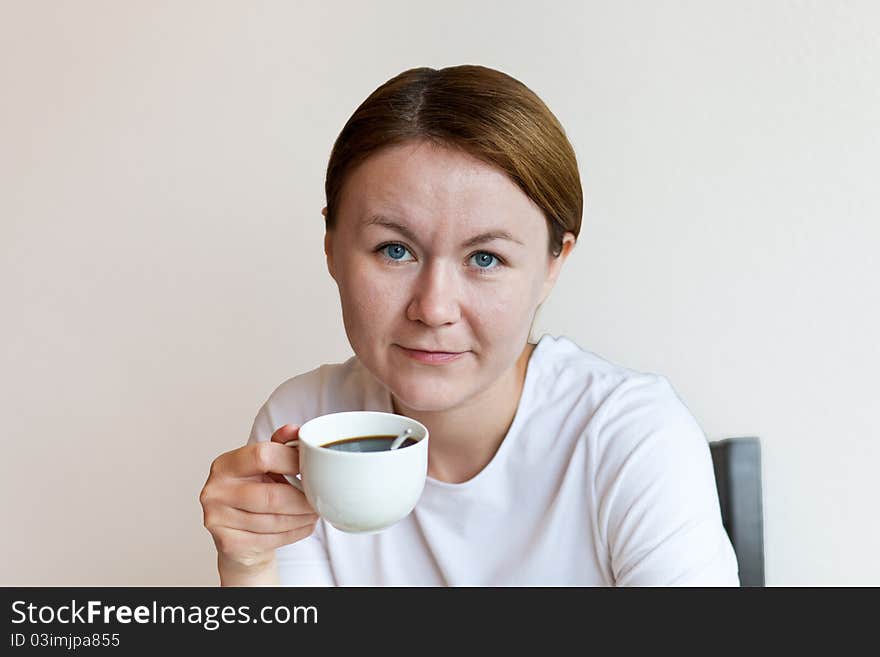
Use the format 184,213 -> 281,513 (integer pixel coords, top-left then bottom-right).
322,207 -> 336,280
538,232 -> 576,305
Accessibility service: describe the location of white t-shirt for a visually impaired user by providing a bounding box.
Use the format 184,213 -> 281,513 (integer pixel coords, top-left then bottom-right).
247,334 -> 740,586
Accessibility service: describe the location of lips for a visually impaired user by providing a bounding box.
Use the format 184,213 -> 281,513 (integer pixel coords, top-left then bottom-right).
402,346 -> 464,354
396,345 -> 468,364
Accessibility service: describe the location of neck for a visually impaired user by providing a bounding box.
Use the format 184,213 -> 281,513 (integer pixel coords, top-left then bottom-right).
392,341 -> 536,484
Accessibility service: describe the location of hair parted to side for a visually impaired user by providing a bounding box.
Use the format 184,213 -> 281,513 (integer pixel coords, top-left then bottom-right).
323,65 -> 583,257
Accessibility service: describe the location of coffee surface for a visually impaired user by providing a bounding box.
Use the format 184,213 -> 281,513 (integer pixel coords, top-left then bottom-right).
321,434 -> 418,453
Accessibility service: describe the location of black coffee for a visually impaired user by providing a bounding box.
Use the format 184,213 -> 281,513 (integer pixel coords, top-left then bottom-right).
321,434 -> 418,453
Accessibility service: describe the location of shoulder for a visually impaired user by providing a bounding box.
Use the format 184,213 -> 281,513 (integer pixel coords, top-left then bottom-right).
562,348 -> 714,510
530,334 -> 646,394
594,369 -> 708,467
528,334 -> 675,426
530,336 -> 734,585
247,355 -> 383,444
264,356 -> 363,405
530,334 -> 707,462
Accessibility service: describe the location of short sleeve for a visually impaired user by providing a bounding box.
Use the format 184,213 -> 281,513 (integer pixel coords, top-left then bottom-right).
593,375 -> 740,586
248,396 -> 336,587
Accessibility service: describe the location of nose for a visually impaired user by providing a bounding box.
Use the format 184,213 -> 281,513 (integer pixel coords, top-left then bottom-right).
406,259 -> 462,327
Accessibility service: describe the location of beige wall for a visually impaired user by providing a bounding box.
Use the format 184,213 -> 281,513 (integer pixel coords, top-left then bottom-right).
2,1 -> 878,585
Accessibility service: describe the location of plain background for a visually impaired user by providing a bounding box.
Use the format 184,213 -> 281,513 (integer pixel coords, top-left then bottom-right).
2,1 -> 878,586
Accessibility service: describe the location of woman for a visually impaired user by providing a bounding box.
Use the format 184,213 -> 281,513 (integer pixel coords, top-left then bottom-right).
200,65 -> 739,586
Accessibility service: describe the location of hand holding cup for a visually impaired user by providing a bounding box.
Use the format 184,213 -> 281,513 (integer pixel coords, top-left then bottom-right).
199,424 -> 319,579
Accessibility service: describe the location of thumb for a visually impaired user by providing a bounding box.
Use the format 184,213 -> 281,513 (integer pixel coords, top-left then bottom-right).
266,424 -> 301,484
270,423 -> 300,445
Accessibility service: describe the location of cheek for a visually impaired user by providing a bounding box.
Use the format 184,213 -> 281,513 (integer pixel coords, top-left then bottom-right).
467,275 -> 542,337
337,262 -> 401,330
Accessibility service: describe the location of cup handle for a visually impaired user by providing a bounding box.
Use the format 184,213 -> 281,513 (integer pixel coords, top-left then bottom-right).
282,440 -> 304,492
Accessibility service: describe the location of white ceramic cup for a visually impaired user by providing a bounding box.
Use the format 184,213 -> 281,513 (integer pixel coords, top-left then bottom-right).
283,411 -> 429,534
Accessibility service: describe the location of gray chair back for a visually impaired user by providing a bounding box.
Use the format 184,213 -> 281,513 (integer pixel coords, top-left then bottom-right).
709,437 -> 765,587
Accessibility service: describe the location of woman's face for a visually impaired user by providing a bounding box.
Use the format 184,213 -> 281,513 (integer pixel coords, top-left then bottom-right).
324,140 -> 574,412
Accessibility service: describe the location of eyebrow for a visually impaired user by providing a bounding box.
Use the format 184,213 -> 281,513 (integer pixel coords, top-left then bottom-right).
363,214 -> 524,248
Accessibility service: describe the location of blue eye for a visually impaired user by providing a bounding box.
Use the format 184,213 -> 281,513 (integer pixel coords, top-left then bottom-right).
471,252 -> 499,269
379,243 -> 413,261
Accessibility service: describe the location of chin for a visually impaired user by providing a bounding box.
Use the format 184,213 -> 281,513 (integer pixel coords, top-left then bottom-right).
386,377 -> 468,413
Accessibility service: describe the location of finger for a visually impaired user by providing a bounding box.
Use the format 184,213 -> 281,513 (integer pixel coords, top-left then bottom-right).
254,523 -> 319,551
271,423 -> 300,445
214,522 -> 319,557
209,506 -> 319,535
269,424 -> 301,482
211,441 -> 300,480
227,480 -> 315,515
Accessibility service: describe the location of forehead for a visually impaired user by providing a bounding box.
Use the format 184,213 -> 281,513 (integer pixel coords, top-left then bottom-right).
337,141 -> 546,236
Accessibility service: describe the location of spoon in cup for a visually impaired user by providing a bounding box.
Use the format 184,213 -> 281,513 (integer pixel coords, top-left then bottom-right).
389,428 -> 413,451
